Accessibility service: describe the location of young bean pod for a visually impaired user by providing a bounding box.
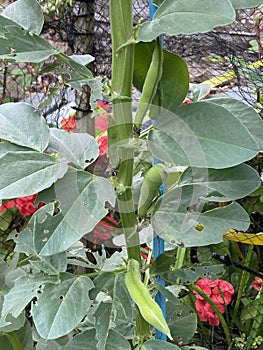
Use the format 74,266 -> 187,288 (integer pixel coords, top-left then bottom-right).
134,39 -> 163,128
137,163 -> 168,217
125,258 -> 173,340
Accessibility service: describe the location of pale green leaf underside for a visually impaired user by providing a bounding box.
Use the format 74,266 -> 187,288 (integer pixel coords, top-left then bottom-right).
1,0 -> 44,35
148,102 -> 259,169
31,273 -> 94,339
49,129 -> 99,168
152,185 -> 250,247
179,164 -> 261,202
137,0 -> 235,42
0,152 -> 68,199
0,102 -> 49,152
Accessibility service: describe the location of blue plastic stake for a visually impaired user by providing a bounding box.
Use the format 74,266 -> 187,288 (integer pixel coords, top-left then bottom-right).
148,0 -> 167,342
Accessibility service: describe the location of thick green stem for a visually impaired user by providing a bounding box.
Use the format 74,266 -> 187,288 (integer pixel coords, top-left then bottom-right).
6,331 -> 24,350
109,0 -> 141,262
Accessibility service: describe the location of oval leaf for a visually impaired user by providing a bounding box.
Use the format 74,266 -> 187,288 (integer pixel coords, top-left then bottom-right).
152,184 -> 250,247
0,103 -> 49,152
179,164 -> 261,202
137,0 -> 235,42
0,152 -> 68,199
206,96 -> 263,151
49,129 -> 99,168
31,273 -> 94,339
148,102 -> 259,168
2,0 -> 44,35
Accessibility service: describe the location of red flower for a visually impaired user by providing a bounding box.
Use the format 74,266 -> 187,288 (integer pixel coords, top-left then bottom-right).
97,135 -> 108,156
0,199 -> 16,212
193,278 -> 234,326
16,194 -> 44,216
95,115 -> 108,133
93,215 -> 118,244
61,116 -> 76,133
253,277 -> 263,291
97,101 -> 110,110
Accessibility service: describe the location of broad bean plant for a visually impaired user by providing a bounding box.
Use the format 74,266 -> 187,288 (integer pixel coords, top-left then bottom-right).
0,0 -> 263,349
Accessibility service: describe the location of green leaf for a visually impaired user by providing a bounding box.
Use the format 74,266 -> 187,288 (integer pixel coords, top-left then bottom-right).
0,294 -> 25,331
187,83 -> 210,102
70,54 -> 94,66
2,274 -> 59,318
137,0 -> 235,42
36,339 -> 63,350
164,264 -> 225,284
94,302 -> 113,350
0,17 -> 59,62
0,103 -> 49,151
31,273 -> 94,339
16,319 -> 34,350
231,0 -> 263,9
105,329 -> 131,350
148,102 -> 259,168
29,168 -> 115,255
178,164 -> 261,202
49,129 -> 99,168
92,273 -> 134,345
206,96 -> 263,151
154,284 -> 197,342
61,329 -> 98,349
140,339 -> 180,349
134,42 -> 189,110
9,228 -> 36,256
152,185 -> 250,247
0,152 -> 68,199
0,143 -> 32,157
150,250 -> 177,275
1,0 -> 44,35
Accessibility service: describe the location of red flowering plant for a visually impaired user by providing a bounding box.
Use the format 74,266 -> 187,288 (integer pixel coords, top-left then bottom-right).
0,194 -> 44,217
61,114 -> 77,133
193,277 -> 234,326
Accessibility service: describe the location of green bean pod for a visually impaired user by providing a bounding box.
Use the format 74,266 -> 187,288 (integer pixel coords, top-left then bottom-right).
125,258 -> 173,340
134,40 -> 163,128
137,163 -> 168,217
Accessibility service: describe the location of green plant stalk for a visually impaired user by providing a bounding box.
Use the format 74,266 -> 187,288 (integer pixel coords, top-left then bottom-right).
230,244 -> 254,329
243,286 -> 263,350
191,284 -> 231,347
6,331 -> 24,350
109,0 -> 141,261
